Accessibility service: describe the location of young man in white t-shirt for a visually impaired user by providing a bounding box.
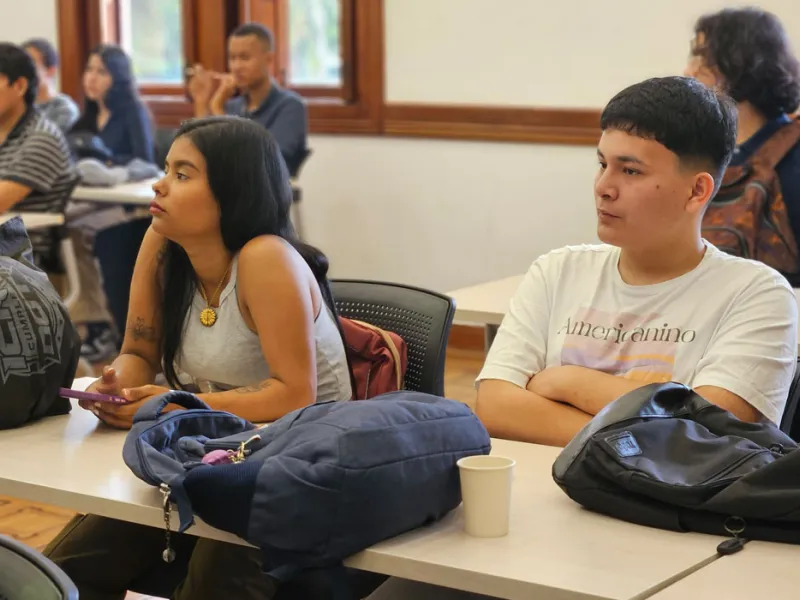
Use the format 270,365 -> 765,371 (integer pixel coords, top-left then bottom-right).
475,76 -> 799,448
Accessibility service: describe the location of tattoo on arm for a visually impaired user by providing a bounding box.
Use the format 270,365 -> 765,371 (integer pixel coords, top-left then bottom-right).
234,380 -> 273,394
127,317 -> 157,343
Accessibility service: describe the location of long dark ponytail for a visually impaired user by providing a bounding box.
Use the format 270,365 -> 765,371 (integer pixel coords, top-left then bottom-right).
159,116 -> 347,390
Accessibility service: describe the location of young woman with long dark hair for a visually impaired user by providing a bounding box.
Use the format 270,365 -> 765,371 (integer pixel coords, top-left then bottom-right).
44,116 -> 353,600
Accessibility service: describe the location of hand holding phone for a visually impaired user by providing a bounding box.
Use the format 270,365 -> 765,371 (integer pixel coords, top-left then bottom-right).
60,388 -> 132,405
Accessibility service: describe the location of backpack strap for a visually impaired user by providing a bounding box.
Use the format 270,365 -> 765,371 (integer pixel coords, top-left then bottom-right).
751,120 -> 800,171
133,390 -> 211,424
169,474 -> 196,532
352,320 -> 403,390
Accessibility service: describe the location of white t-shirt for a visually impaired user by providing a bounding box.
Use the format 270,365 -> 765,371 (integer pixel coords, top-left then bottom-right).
477,243 -> 798,424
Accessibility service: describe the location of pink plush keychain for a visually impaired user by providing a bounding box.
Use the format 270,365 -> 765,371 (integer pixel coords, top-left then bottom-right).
202,449 -> 234,465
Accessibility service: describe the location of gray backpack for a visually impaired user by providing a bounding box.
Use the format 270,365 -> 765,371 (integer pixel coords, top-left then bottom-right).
0,217 -> 80,429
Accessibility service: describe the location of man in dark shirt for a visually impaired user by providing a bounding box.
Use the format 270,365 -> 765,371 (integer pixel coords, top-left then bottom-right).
188,23 -> 308,175
685,8 -> 800,243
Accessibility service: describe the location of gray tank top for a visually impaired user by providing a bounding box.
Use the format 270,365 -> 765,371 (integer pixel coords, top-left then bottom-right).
176,257 -> 352,402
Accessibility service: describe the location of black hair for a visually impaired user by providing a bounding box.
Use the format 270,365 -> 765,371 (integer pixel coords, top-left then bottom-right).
600,76 -> 737,191
159,116 -> 349,390
230,22 -> 274,50
22,38 -> 58,69
0,43 -> 38,107
71,44 -> 146,133
693,8 -> 800,118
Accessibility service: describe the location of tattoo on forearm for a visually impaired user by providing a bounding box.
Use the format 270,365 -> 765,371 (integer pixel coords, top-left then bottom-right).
234,380 -> 273,394
127,317 -> 157,343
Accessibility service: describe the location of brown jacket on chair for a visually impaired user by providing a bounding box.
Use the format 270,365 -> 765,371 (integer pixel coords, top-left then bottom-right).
702,119 -> 800,275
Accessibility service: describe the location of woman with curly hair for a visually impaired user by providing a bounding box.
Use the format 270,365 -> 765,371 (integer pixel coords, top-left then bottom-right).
685,8 -> 800,249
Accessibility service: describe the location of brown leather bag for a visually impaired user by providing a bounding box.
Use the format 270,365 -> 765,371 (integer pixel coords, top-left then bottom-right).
702,120 -> 800,275
339,317 -> 408,400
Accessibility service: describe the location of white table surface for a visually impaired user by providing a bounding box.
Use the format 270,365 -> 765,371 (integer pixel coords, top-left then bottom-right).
0,212 -> 65,230
448,276 -> 523,327
650,541 -> 800,599
71,178 -> 301,207
71,179 -> 157,206
0,384 -> 725,600
448,275 -> 800,346
348,438 -> 721,600
0,398 -> 238,544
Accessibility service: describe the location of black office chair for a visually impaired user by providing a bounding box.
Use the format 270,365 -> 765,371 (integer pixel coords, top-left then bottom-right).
153,127 -> 177,169
94,217 -> 152,341
780,357 -> 800,440
0,535 -> 78,600
330,279 -> 456,396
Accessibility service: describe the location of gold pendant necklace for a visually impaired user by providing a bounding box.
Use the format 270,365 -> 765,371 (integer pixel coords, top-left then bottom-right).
197,261 -> 233,327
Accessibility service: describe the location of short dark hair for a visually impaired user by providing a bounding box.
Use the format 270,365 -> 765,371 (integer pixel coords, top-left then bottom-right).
600,76 -> 737,191
693,8 -> 800,118
22,38 -> 58,69
230,22 -> 274,50
0,43 -> 39,107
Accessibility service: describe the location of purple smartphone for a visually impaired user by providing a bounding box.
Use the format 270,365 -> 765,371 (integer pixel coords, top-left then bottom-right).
59,387 -> 131,405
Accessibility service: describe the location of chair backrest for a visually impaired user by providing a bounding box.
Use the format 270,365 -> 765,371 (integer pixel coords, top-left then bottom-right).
95,217 -> 152,337
154,127 -> 177,169
330,279 -> 455,396
0,535 -> 78,600
287,147 -> 312,178
780,357 -> 800,440
33,175 -> 81,274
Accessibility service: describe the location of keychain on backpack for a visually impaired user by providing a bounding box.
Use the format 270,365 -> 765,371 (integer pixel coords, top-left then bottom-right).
160,483 -> 176,563
201,434 -> 262,466
231,434 -> 261,463
717,516 -> 748,556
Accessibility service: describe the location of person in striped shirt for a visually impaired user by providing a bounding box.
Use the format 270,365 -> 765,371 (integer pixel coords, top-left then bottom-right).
0,43 -> 76,266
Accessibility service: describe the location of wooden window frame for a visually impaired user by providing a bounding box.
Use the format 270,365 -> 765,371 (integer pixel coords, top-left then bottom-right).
57,0 -> 383,133
56,0 -> 601,145
241,0 -> 379,132
273,0 -> 356,103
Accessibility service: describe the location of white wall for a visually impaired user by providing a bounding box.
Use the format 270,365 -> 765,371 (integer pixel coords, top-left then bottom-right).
0,0 -> 57,45
385,0 -> 800,108
302,137 -> 597,292
302,0 -> 800,292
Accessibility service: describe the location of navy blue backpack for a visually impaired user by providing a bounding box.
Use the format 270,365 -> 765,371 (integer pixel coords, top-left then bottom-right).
122,390 -> 490,578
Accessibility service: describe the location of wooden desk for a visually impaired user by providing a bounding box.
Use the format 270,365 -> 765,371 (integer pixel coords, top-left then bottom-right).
0,213 -> 65,230
650,541 -> 800,599
71,180 -> 157,206
0,391 -> 725,600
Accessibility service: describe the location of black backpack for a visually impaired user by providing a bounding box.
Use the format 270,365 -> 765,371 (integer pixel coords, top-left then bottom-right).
553,382 -> 800,550
0,217 -> 81,429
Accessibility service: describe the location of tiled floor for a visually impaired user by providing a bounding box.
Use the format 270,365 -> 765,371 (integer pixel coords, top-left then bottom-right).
0,347 -> 485,599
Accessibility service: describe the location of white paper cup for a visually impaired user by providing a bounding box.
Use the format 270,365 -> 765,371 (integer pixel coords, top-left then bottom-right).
457,455 -> 515,537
